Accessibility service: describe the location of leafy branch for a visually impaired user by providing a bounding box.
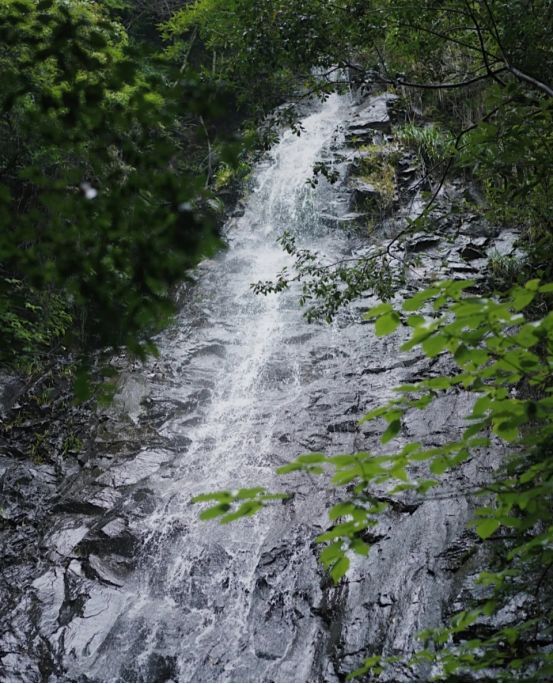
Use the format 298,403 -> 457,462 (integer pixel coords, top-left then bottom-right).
193,276 -> 553,680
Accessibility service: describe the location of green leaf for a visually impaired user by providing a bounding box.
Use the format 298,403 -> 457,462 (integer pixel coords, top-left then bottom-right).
524,279 -> 540,291
199,503 -> 231,520
329,502 -> 356,520
332,469 -> 360,486
445,279 -> 475,298
430,456 -> 450,475
381,418 -> 401,444
330,555 -> 350,582
493,420 -> 519,442
401,327 -> 435,351
320,541 -> 344,567
417,479 -> 438,494
424,377 -> 452,390
329,454 -> 358,466
305,465 -> 325,475
220,501 -> 262,523
513,324 -> 540,347
364,302 -> 393,319
350,538 -> 370,556
375,311 -> 401,336
236,487 -> 265,499
192,491 -> 231,503
259,492 -> 291,502
511,286 -> 535,311
475,517 -> 500,539
407,315 -> 425,327
422,334 -> 448,357
360,404 -> 395,422
471,396 -> 492,417
73,369 -> 92,403
277,462 -> 302,474
403,287 -> 440,311
297,453 -> 326,464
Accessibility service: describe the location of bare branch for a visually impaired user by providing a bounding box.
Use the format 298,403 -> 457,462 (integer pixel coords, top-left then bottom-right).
378,69 -> 508,91
506,65 -> 553,98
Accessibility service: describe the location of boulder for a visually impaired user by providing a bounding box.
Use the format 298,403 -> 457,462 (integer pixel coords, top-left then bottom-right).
350,179 -> 381,209
347,94 -> 398,134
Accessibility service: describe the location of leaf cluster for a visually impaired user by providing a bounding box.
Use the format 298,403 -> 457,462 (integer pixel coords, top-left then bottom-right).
251,230 -> 401,322
0,0 -> 230,370
191,488 -> 291,524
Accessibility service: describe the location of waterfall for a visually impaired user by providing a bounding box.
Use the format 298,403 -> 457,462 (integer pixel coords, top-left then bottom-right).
70,93 -> 355,683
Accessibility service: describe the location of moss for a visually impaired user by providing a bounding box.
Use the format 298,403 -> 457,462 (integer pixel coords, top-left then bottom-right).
62,434 -> 84,456
353,144 -> 398,210
214,160 -> 251,192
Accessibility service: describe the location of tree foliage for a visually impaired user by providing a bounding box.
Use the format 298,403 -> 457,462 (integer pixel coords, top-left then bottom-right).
169,0 -> 552,251
164,0 -> 344,113
0,0 -> 227,369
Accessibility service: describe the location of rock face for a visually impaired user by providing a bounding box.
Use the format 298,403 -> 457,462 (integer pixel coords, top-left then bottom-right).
0,90 -> 518,683
346,93 -> 397,138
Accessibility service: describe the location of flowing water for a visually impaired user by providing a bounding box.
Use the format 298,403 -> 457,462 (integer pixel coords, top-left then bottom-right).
72,92 -> 363,682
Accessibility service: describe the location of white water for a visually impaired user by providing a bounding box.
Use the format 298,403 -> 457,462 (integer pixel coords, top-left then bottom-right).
71,93 -> 357,683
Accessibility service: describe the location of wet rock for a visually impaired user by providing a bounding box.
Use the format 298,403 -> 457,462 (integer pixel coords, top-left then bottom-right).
438,529 -> 479,572
488,229 -> 521,257
142,653 -> 178,683
347,94 -> 396,134
100,518 -> 126,538
41,519 -> 90,558
405,233 -> 442,252
284,332 -> 316,345
79,521 -> 137,558
86,555 -> 125,587
335,211 -> 368,226
459,217 -> 499,238
327,420 -> 358,433
350,180 -> 381,209
131,487 -> 157,516
0,652 -> 41,683
67,558 -> 85,578
378,592 -> 395,607
399,165 -> 418,178
448,259 -> 479,274
141,391 -> 211,426
190,342 -> 227,360
0,89 -> 509,684
459,242 -> 488,260
54,485 -> 121,515
57,564 -> 90,626
0,372 -> 24,419
467,235 -> 489,247
31,567 -> 66,634
95,448 -> 174,488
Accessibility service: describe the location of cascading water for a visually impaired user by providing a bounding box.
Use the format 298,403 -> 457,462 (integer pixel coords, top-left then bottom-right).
64,92 -> 363,683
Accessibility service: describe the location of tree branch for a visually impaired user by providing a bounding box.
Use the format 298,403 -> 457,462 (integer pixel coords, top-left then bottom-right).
377,69 -> 508,91
506,65 -> 553,98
